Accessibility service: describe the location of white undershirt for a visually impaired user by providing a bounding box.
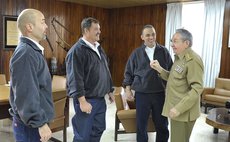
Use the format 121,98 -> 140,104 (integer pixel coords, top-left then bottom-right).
145,46 -> 155,61
24,36 -> 44,54
82,38 -> 101,59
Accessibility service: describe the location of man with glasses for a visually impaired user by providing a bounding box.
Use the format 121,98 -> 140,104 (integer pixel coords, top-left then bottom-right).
150,28 -> 204,142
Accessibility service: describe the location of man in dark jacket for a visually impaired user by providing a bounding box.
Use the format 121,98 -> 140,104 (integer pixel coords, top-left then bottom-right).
123,25 -> 173,142
9,9 -> 54,142
65,17 -> 114,142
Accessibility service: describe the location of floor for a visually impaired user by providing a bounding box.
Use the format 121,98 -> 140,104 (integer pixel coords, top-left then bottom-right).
0,97 -> 229,142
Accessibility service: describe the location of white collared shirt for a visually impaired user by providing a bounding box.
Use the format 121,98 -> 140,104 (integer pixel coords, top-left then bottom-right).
24,36 -> 44,54
82,38 -> 101,59
145,45 -> 155,61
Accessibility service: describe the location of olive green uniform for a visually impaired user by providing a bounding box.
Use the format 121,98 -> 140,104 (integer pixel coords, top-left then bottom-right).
160,47 -> 204,142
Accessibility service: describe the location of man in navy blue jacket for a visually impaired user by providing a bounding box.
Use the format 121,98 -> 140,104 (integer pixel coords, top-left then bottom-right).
66,17 -> 114,142
123,25 -> 173,142
9,9 -> 54,142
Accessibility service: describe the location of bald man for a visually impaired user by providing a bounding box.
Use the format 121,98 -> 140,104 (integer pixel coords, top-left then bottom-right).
9,9 -> 54,142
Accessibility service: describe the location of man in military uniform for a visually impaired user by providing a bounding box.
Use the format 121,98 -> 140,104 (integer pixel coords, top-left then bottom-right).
150,28 -> 204,142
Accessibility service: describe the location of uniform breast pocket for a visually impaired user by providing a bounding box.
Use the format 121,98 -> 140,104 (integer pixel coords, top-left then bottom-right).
172,70 -> 187,87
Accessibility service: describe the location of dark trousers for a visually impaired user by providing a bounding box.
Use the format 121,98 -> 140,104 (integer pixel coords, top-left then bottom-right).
72,98 -> 106,142
12,117 -> 40,142
135,92 -> 169,142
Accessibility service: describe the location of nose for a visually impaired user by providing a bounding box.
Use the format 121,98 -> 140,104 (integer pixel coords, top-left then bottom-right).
170,42 -> 175,47
171,44 -> 175,48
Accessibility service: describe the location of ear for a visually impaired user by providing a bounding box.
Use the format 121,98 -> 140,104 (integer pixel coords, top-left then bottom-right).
141,34 -> 144,40
25,23 -> 33,32
185,40 -> 190,46
84,28 -> 89,34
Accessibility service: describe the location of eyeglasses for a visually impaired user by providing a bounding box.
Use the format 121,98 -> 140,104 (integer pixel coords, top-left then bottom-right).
170,39 -> 185,44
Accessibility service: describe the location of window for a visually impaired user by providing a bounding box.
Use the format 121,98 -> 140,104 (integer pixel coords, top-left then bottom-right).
182,2 -> 204,56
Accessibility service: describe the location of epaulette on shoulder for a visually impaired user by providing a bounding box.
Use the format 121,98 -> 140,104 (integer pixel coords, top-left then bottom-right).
185,53 -> 193,62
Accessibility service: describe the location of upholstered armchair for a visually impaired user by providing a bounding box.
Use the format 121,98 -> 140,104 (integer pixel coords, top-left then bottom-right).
202,78 -> 230,113
114,87 -> 155,141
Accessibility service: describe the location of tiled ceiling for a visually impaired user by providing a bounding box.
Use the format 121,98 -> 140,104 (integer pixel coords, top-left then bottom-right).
57,0 -> 198,9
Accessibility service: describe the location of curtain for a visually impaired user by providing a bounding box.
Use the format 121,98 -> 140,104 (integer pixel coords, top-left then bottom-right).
202,0 -> 226,87
165,3 -> 183,60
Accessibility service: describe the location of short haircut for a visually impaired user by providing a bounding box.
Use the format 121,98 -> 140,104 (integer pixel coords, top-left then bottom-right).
17,9 -> 40,33
176,28 -> 193,47
81,17 -> 99,34
141,24 -> 154,35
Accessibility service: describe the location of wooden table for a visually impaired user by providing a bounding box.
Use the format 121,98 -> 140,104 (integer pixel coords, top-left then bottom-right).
0,85 -> 11,119
0,84 -> 69,142
206,108 -> 230,142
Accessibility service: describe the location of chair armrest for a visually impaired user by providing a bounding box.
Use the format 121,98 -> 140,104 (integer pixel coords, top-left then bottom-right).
117,109 -> 136,119
127,100 -> 135,109
114,93 -> 125,111
52,89 -> 67,101
201,88 -> 215,101
203,88 -> 215,94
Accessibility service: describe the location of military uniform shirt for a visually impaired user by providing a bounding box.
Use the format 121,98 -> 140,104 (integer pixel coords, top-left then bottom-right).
160,47 -> 204,122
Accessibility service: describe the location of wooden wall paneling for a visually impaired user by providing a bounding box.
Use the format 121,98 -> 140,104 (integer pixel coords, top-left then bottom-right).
84,6 -> 110,52
59,3 -> 72,74
98,9 -> 110,55
150,4 -> 167,45
0,0 -> 18,81
15,0 -> 27,14
108,4 -> 166,86
0,0 -> 27,76
1,0 -> 228,86
51,1 -> 71,74
220,0 -> 230,78
0,0 -> 5,74
69,4 -> 83,44
108,9 -> 128,86
0,0 -> 4,74
0,0 -> 110,80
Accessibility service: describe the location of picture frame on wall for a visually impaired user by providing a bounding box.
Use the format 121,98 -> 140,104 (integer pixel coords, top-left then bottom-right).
228,26 -> 230,48
3,15 -> 19,50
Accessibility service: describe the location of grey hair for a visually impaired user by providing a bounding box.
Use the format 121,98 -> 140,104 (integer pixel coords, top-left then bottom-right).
81,17 -> 99,34
176,28 -> 193,47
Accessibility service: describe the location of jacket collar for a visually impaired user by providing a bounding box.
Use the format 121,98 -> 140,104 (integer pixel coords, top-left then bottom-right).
20,37 -> 43,54
175,47 -> 191,60
141,42 -> 161,51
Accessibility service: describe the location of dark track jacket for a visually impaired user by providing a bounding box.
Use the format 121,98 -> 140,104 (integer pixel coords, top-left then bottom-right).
123,43 -> 173,93
65,38 -> 113,99
9,37 -> 54,128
